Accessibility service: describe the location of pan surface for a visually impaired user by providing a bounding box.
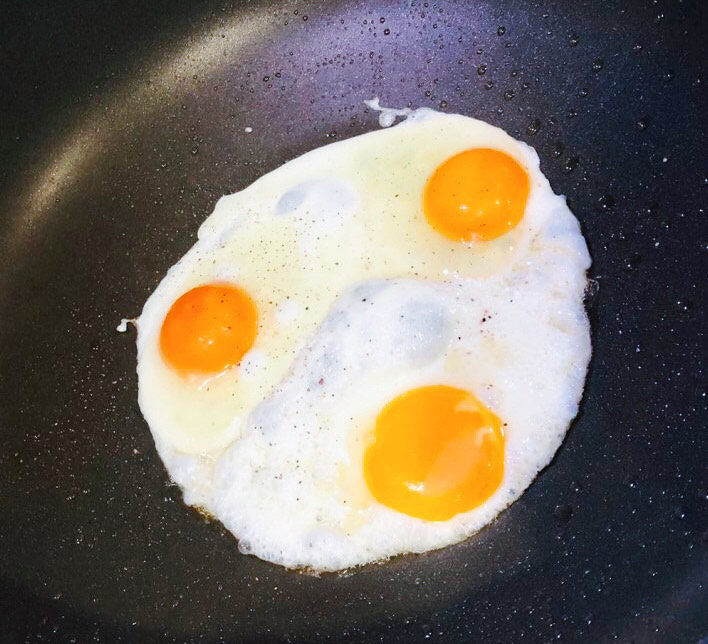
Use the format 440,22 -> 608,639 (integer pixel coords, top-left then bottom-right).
1,0 -> 706,641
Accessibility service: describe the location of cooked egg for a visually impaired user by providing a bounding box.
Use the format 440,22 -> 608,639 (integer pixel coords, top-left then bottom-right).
135,104 -> 591,571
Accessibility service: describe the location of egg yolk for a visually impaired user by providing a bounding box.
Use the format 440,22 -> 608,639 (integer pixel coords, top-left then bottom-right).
423,148 -> 530,241
363,385 -> 504,521
160,284 -> 258,375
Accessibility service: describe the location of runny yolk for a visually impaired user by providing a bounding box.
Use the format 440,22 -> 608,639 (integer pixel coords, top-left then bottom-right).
423,148 -> 530,241
363,385 -> 504,521
159,283 -> 258,375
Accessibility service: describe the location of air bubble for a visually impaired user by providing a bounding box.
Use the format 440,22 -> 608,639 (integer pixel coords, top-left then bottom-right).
636,117 -> 650,131
503,89 -> 515,101
591,59 -> 604,72
497,26 -> 506,36
569,33 -> 579,47
477,64 -> 487,75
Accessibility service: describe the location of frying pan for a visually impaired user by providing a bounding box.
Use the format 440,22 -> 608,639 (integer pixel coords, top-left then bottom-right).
1,0 -> 706,641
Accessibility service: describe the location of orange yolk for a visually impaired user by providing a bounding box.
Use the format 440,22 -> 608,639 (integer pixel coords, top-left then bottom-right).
363,385 -> 504,521
159,283 -> 258,375
423,148 -> 530,241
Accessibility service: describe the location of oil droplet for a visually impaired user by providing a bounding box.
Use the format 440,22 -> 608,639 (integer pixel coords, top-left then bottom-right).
624,252 -> 643,271
553,504 -> 573,522
477,64 -> 487,75
636,117 -> 650,131
663,70 -> 674,83
526,119 -> 541,136
484,80 -> 494,90
676,299 -> 694,313
497,26 -> 506,36
503,89 -> 515,101
598,194 -> 615,209
564,156 -> 580,172
625,475 -> 638,489
553,141 -> 565,158
569,33 -> 579,47
632,42 -> 643,52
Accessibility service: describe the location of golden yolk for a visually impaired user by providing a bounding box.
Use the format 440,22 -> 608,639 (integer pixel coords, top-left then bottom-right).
363,385 -> 504,521
423,148 -> 530,241
160,284 -> 258,375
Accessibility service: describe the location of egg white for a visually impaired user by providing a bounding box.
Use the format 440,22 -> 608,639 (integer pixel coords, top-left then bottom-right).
136,106 -> 591,571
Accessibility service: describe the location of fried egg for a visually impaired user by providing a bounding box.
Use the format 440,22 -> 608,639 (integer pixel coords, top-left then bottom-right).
135,103 -> 591,571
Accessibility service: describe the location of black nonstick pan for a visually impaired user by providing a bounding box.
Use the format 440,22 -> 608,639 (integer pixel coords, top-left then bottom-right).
1,1 -> 706,642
